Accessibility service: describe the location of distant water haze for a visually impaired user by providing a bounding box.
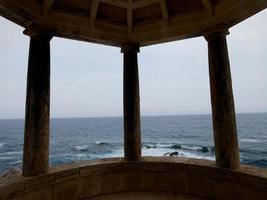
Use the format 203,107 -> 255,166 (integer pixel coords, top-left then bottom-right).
0,113 -> 266,172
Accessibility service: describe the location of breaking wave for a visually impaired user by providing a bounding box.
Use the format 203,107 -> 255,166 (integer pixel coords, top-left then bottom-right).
142,142 -> 214,153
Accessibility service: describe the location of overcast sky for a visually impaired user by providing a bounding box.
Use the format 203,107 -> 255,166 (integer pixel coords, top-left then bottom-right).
0,10 -> 266,119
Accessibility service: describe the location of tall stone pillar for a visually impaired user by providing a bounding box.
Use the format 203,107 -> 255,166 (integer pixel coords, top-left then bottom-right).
204,26 -> 240,169
23,27 -> 52,176
121,44 -> 142,161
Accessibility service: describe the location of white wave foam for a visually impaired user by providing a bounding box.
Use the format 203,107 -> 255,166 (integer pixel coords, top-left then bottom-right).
143,143 -> 181,149
180,151 -> 214,160
95,141 -> 108,145
0,156 -> 16,160
143,143 -> 210,152
51,153 -> 88,158
240,138 -> 258,143
157,143 -> 171,148
101,149 -> 123,158
181,145 -> 202,151
143,147 -> 171,157
142,145 -> 215,160
0,151 -> 22,156
74,145 -> 88,151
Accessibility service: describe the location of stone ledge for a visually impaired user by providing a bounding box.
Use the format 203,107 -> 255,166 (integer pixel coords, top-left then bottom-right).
0,157 -> 267,200
88,191 -> 205,200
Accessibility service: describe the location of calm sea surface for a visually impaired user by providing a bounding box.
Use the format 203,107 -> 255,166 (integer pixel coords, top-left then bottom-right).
0,113 -> 266,172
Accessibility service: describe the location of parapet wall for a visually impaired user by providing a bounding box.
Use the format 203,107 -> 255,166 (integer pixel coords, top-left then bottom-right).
0,157 -> 267,200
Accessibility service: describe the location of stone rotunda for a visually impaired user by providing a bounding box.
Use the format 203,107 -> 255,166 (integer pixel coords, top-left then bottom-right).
0,0 -> 266,200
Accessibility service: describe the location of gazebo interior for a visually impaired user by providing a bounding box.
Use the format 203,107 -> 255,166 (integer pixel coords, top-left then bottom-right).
0,0 -> 267,200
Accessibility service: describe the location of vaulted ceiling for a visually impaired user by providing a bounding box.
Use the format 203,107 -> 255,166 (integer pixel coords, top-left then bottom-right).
0,0 -> 266,46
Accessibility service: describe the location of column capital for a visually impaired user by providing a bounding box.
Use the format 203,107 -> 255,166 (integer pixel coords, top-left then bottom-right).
203,24 -> 229,41
23,25 -> 53,41
121,43 -> 140,53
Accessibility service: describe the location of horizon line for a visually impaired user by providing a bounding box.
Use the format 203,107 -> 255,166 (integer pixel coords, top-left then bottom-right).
0,111 -> 266,120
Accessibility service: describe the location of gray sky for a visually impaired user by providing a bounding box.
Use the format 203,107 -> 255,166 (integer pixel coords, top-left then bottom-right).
0,10 -> 266,119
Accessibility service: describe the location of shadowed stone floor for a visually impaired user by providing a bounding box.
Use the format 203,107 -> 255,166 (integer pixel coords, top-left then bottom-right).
88,192 -> 204,200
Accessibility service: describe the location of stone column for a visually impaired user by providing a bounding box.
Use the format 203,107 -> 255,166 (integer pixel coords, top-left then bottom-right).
121,44 -> 142,161
204,26 -> 240,169
23,27 -> 52,176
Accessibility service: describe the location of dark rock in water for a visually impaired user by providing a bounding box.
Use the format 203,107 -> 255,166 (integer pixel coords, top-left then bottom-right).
79,149 -> 88,152
196,146 -> 209,153
97,142 -> 108,146
170,144 -> 182,149
170,152 -> 179,156
164,151 -> 183,157
201,146 -> 209,153
143,144 -> 157,149
73,145 -> 88,152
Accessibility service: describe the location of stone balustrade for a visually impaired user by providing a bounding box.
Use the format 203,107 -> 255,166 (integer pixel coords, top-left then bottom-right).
0,157 -> 267,200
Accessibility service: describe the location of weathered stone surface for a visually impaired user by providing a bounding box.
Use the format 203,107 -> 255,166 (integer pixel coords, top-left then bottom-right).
54,167 -> 79,184
144,172 -> 166,191
239,165 -> 267,178
101,173 -> 126,194
187,158 -> 214,167
89,191 -> 205,200
187,174 -> 215,200
23,32 -> 52,177
214,182 -> 244,200
213,168 -> 240,183
204,27 -> 240,169
24,173 -> 54,192
80,164 -> 105,177
165,172 -> 188,194
187,164 -> 213,178
238,173 -> 267,192
24,186 -> 53,200
79,175 -> 101,198
122,44 -> 141,161
0,168 -> 22,180
101,163 -> 126,174
6,197 -> 23,200
0,177 -> 24,196
54,178 -> 78,200
123,172 -> 144,191
1,158 -> 267,200
121,161 -> 144,173
80,162 -> 127,177
242,187 -> 267,200
144,162 -> 165,172
0,190 -> 23,200
0,174 -> 23,200
50,162 -> 79,174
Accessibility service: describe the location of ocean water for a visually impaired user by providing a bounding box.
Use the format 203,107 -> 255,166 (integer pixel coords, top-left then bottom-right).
0,113 -> 266,172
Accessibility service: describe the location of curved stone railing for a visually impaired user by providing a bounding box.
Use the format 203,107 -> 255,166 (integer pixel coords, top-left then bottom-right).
0,157 -> 267,200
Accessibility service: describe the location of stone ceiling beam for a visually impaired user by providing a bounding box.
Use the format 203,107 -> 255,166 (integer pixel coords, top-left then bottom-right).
201,0 -> 214,16
90,0 -> 99,28
132,0 -> 159,9
42,0 -> 54,16
160,0 -> 169,25
127,0 -> 133,35
99,0 -> 127,8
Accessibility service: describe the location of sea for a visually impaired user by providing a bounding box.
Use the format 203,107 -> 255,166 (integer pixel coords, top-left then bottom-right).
0,113 -> 266,172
